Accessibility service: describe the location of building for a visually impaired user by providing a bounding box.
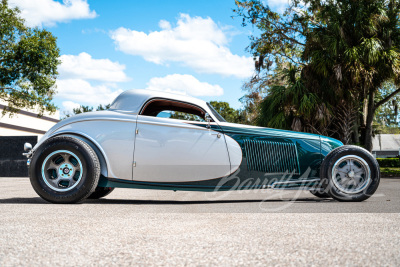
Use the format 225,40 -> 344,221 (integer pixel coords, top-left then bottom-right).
0,100 -> 60,177
372,134 -> 400,158
0,99 -> 60,139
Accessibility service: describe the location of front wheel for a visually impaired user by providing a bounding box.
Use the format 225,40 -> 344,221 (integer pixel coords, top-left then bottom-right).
29,136 -> 100,204
320,145 -> 380,202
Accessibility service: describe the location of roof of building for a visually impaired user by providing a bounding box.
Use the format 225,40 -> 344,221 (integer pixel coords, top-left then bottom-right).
0,99 -> 60,137
372,134 -> 400,151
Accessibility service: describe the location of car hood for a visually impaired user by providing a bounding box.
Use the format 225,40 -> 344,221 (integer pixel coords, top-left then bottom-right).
217,122 -> 322,141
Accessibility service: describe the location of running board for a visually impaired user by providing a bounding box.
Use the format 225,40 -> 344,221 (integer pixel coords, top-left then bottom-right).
269,179 -> 320,190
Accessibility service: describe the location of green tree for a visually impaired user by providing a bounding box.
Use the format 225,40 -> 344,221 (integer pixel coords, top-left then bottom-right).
0,0 -> 60,116
63,104 -> 111,118
235,0 -> 400,151
237,91 -> 263,125
257,64 -> 332,134
96,103 -> 111,111
169,111 -> 203,121
375,81 -> 400,133
209,101 -> 241,123
71,105 -> 94,115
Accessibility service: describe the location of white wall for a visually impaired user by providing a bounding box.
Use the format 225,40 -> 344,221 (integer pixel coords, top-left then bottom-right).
0,99 -> 60,139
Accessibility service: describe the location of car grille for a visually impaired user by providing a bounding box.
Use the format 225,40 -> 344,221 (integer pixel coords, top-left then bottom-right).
243,139 -> 300,174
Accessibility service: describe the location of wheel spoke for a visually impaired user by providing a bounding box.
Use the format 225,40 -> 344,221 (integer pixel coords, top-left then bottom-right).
342,177 -> 354,189
47,160 -> 60,172
53,177 -> 61,185
354,175 -> 364,183
351,165 -> 363,173
340,176 -> 350,185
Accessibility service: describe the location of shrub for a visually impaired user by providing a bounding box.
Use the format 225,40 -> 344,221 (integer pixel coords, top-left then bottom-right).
380,167 -> 400,177
377,158 -> 400,167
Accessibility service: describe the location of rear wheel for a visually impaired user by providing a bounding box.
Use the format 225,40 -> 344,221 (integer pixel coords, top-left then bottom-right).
29,136 -> 100,204
88,187 -> 114,199
320,145 -> 380,202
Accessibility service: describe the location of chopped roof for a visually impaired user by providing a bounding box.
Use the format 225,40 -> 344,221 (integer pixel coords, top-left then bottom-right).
109,89 -> 209,115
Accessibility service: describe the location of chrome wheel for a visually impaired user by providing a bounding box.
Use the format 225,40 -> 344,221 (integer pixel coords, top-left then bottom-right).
331,155 -> 371,194
41,150 -> 83,192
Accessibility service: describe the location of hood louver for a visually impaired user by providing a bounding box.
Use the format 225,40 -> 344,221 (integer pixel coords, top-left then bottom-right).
243,140 -> 300,174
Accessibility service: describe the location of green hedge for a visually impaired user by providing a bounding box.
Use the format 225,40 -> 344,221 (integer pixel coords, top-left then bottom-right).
377,158 -> 400,167
380,167 -> 400,177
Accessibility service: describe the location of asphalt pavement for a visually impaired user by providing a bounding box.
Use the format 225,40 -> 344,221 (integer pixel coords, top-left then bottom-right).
0,177 -> 399,266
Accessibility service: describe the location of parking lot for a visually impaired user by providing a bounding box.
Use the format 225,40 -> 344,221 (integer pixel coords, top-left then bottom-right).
1,177 -> 399,266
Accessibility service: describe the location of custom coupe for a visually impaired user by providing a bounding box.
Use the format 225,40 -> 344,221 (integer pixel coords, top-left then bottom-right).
24,89 -> 380,203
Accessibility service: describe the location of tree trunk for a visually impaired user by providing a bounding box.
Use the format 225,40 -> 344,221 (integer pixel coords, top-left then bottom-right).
359,97 -> 368,145
364,90 -> 375,152
362,98 -> 368,126
334,101 -> 356,145
352,117 -> 360,144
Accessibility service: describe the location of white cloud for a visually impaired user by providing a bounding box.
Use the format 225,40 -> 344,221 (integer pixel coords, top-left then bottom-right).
56,74 -> 223,114
56,79 -> 123,106
110,14 -> 253,78
146,74 -> 223,96
8,0 -> 97,27
56,53 -> 129,113
59,53 -> 130,82
158,20 -> 171,30
61,101 -> 81,113
266,0 -> 289,6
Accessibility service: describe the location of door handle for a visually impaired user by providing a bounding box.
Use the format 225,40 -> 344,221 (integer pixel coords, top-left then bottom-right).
210,133 -> 221,138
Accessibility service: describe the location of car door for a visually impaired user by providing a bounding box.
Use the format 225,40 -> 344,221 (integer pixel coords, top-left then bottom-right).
132,100 -> 231,183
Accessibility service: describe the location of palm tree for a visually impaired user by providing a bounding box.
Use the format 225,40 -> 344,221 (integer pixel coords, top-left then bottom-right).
236,0 -> 400,151
303,0 -> 400,151
258,64 -> 334,136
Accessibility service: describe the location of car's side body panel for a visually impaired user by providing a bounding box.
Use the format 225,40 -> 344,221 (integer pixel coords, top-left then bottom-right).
98,121 -> 341,192
132,115 -> 233,182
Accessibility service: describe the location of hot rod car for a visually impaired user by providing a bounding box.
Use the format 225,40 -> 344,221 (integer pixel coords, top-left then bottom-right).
24,89 -> 380,203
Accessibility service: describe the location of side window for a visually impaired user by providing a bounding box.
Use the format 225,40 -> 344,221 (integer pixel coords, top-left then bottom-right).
141,99 -> 208,122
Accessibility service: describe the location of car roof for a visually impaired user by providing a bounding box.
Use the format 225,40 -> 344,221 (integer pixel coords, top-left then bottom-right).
109,89 -> 210,115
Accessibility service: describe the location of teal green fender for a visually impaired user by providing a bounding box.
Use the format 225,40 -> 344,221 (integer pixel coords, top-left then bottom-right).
214,124 -> 343,187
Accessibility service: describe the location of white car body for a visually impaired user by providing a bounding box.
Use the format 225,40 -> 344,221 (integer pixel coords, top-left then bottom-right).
33,89 -> 242,182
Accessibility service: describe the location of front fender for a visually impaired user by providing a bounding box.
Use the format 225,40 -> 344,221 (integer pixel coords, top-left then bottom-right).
34,118 -> 136,180
52,133 -> 109,178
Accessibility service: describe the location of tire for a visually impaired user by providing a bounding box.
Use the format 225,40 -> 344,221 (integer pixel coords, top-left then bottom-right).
29,136 -> 100,204
88,187 -> 114,199
309,189 -> 331,199
319,145 -> 380,202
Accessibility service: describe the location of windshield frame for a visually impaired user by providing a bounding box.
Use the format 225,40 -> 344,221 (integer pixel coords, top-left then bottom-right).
206,102 -> 226,122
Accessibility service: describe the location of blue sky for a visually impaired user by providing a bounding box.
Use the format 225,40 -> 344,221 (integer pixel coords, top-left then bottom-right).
8,0 -> 287,116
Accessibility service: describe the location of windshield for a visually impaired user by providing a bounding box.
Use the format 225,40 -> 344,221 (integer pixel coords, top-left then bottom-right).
206,102 -> 226,122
